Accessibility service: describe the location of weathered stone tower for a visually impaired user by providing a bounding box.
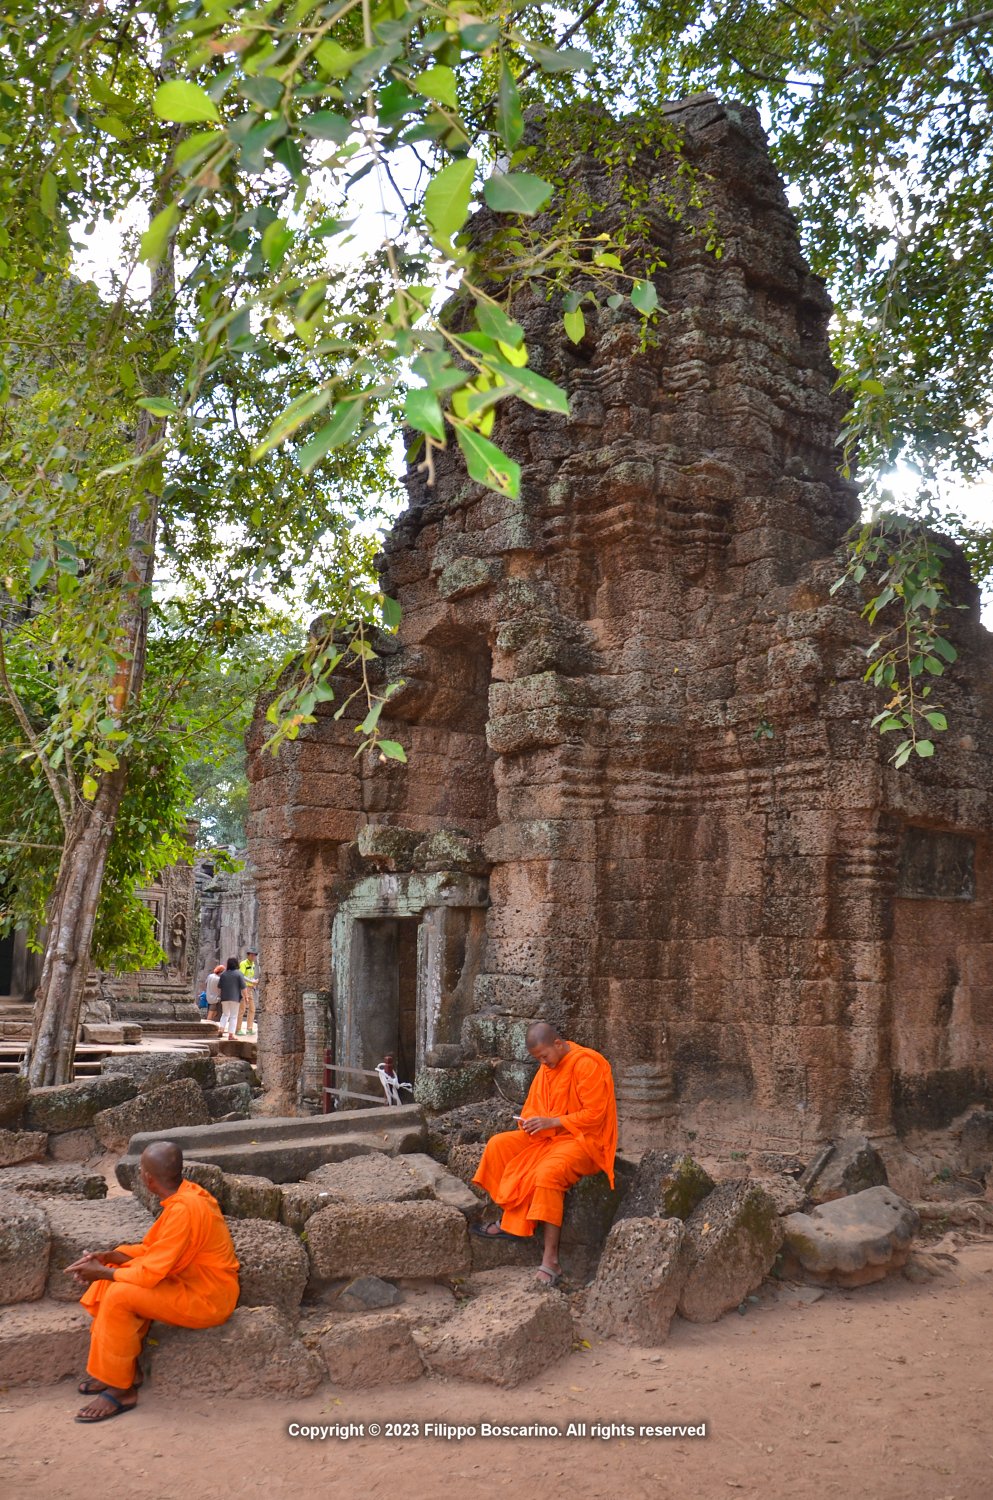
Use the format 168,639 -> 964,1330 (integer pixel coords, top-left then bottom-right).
247,99 -> 993,1151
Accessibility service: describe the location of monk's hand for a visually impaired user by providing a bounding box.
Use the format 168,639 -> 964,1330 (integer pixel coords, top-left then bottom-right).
520,1116 -> 559,1134
71,1260 -> 117,1285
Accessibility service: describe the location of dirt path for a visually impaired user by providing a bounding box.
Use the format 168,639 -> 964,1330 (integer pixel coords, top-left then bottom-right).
4,1242 -> 992,1500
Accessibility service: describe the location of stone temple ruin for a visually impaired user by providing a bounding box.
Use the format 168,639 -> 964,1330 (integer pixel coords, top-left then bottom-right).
247,98 -> 993,1153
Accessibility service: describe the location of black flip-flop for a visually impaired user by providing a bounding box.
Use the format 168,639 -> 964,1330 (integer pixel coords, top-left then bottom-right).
75,1390 -> 138,1423
470,1223 -> 525,1241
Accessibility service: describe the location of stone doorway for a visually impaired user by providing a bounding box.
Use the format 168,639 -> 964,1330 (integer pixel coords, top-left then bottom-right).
349,915 -> 420,1083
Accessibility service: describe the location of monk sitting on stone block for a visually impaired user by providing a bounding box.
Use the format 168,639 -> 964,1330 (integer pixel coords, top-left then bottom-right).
67,1141 -> 239,1423
472,1022 -> 617,1286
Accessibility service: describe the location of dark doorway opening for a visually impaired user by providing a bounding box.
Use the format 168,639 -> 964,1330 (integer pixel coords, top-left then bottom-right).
0,931 -> 13,996
351,916 -> 421,1087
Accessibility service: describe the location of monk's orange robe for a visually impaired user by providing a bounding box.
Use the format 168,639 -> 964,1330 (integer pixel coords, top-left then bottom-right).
473,1041 -> 617,1236
80,1180 -> 239,1389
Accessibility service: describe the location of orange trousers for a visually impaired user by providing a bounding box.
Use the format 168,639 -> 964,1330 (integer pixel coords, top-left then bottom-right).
80,1278 -> 236,1389
473,1129 -> 598,1236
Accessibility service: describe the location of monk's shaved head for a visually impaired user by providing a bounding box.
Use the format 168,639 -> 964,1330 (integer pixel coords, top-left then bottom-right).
526,1022 -> 562,1048
140,1141 -> 183,1195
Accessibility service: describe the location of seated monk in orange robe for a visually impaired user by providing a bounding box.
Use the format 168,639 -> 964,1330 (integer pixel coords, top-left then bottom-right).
67,1140 -> 239,1423
472,1022 -> 617,1286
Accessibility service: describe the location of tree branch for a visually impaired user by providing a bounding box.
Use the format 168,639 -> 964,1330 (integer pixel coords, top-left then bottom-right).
0,626 -> 70,829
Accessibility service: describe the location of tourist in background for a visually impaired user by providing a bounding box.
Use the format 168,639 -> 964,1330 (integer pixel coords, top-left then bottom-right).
217,958 -> 246,1040
205,964 -> 224,1024
236,949 -> 259,1036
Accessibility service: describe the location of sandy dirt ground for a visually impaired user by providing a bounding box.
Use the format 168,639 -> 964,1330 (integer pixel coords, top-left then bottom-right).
3,1239 -> 992,1500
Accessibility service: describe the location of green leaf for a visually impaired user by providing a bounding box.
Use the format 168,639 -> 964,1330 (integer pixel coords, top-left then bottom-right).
492,360 -> 570,416
893,740 -> 913,768
300,111 -> 351,143
924,711 -> 948,731
153,80 -> 220,125
496,57 -> 524,151
412,66 -> 458,109
40,171 -> 58,221
631,279 -> 659,315
524,43 -> 595,73
140,204 -> 179,264
564,306 -> 585,344
923,655 -> 944,675
474,301 -> 524,348
483,172 -> 553,216
455,427 -> 520,497
29,556 -> 48,589
861,378 -> 886,396
296,397 -> 366,473
930,637 -> 958,663
95,114 -> 132,141
915,739 -> 935,757
424,157 -> 476,248
380,595 -> 402,630
261,219 -> 293,270
593,251 -> 623,269
461,20 -> 499,50
404,386 -> 445,440
82,774 -> 98,801
174,129 -> 222,170
254,388 -> 332,461
136,396 -> 178,417
378,740 -> 408,762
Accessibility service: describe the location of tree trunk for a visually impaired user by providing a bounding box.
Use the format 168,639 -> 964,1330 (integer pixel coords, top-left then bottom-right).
24,768 -> 128,1086
23,218 -> 173,1087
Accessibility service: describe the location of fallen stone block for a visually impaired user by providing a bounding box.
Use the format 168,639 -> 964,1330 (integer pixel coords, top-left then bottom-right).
0,1163 -> 107,1199
279,1181 -> 343,1232
0,1130 -> 47,1168
446,1142 -> 486,1190
678,1181 -> 783,1323
336,1275 -> 400,1313
215,1058 -> 258,1089
82,1023 -> 142,1045
306,1200 -> 471,1280
221,1172 -> 282,1221
0,1188 -> 51,1304
306,1153 -> 432,1205
47,1128 -> 100,1163
782,1186 -> 920,1287
26,1074 -> 137,1133
417,1271 -> 573,1387
757,1174 -> 806,1216
94,1078 -> 211,1153
0,1299 -> 91,1385
402,1152 -> 487,1216
44,1196 -> 154,1302
583,1217 -> 688,1345
317,1309 -> 423,1387
204,1083 -> 252,1120
805,1135 -> 889,1205
560,1170 -> 626,1283
182,1159 -> 227,1199
100,1051 -> 216,1091
229,1218 -> 309,1313
0,1076 -> 29,1128
616,1151 -> 715,1223
150,1304 -> 324,1397
413,1063 -> 493,1112
470,1227 -> 543,1272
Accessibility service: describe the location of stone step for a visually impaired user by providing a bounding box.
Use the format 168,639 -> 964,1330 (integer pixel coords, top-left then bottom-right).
0,1300 -> 91,1387
115,1103 -> 429,1186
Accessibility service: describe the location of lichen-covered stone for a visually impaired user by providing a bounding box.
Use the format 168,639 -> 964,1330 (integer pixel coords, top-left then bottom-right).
805,1135 -> 889,1204
306,1200 -> 470,1280
93,1077 -> 210,1152
215,1058 -> 259,1089
583,1216 -> 688,1345
559,1171 -> 624,1283
204,1083 -> 252,1120
26,1074 -> 137,1133
616,1151 -> 715,1223
678,1181 -> 783,1323
0,1075 -> 28,1128
0,1188 -> 51,1304
100,1052 -> 216,1091
221,1172 -> 282,1221
413,1063 -> 494,1112
228,1218 -> 309,1313
45,1196 -> 154,1301
782,1186 -> 919,1287
0,1130 -> 47,1168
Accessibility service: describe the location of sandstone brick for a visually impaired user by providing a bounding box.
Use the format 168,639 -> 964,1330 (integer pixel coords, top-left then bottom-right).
93,1077 -> 210,1152
306,1200 -> 470,1280
583,1217 -> 688,1345
44,1196 -> 154,1301
678,1182 -> 784,1324
228,1218 -> 309,1313
306,1153 -> 431,1204
0,1189 -> 50,1304
317,1309 -> 424,1387
150,1305 -> 324,1397
47,1128 -> 99,1162
26,1074 -> 137,1133
221,1173 -> 282,1221
417,1271 -> 573,1387
0,1130 -> 47,1168
0,1164 -> 107,1199
0,1075 -> 28,1127
100,1052 -> 216,1091
0,1299 -> 91,1385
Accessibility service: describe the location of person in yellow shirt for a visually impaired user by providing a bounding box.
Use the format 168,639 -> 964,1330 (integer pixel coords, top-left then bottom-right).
68,1141 -> 239,1423
235,949 -> 259,1035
